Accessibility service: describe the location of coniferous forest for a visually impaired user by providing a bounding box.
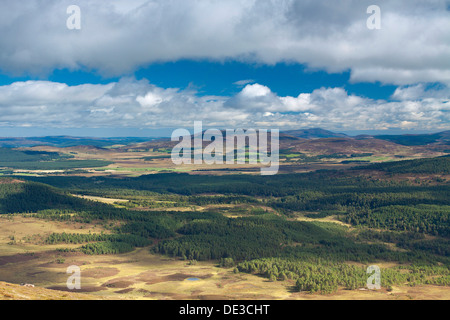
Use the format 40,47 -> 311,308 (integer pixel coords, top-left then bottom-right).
0,156 -> 449,294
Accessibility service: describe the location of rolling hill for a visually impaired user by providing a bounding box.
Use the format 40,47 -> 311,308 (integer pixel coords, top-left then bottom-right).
369,131 -> 450,146
283,128 -> 348,139
0,136 -> 155,148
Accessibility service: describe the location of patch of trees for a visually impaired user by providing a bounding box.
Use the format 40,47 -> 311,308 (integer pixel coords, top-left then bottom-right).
80,241 -> 135,255
119,221 -> 177,239
45,232 -> 152,247
399,239 -> 450,257
359,155 -> 450,174
270,187 -> 450,213
153,216 -> 446,265
46,232 -> 152,255
154,218 -> 287,261
154,218 -> 335,261
356,230 -> 449,256
236,258 -> 450,294
20,171 -> 368,197
344,205 -> 449,237
0,181 -> 92,214
356,230 -> 426,243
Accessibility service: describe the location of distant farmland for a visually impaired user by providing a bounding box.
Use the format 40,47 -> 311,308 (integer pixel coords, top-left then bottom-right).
0,148 -> 112,170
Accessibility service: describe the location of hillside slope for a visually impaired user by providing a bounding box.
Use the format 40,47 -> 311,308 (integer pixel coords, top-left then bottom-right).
0,281 -> 102,300
0,178 -> 102,214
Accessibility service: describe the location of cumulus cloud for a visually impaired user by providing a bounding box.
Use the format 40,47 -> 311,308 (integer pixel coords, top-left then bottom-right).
0,0 -> 449,85
0,79 -> 448,131
392,84 -> 450,100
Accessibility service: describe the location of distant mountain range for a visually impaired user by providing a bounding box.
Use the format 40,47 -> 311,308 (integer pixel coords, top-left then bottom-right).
0,136 -> 156,148
368,131 -> 450,146
282,129 -> 450,146
283,128 -> 348,139
0,129 -> 448,148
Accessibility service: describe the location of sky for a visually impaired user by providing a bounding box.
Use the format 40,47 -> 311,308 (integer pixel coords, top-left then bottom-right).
0,0 -> 449,137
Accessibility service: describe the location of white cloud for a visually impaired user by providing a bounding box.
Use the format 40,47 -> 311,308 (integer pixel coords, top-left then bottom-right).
233,79 -> 255,87
240,84 -> 272,98
0,0 -> 449,85
0,79 -> 448,131
392,84 -> 450,100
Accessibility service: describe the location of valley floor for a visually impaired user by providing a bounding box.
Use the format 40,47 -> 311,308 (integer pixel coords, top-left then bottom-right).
0,216 -> 448,300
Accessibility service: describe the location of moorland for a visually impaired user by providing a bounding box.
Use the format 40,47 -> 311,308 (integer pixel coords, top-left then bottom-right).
0,129 -> 449,300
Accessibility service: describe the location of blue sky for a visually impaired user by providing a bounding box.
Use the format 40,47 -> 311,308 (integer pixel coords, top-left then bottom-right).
0,0 -> 449,137
0,60 -> 398,99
